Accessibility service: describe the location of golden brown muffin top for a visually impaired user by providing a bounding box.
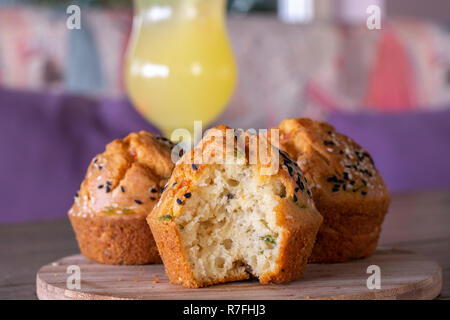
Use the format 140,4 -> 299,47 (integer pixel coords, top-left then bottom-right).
70,131 -> 175,218
273,118 -> 389,202
152,124 -> 317,221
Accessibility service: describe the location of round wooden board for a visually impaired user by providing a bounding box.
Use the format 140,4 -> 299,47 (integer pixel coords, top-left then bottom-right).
36,248 -> 442,300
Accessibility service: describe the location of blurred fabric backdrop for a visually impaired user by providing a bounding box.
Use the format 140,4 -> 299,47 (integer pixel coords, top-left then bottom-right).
1,0 -> 450,222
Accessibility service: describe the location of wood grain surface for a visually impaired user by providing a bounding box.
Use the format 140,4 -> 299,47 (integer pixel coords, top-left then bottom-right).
1,189 -> 449,299
36,249 -> 442,300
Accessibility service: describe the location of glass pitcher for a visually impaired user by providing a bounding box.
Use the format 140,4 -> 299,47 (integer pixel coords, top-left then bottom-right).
125,0 -> 237,138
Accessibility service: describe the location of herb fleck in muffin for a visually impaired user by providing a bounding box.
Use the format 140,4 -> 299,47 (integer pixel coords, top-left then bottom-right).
272,118 -> 390,263
68,131 -> 174,265
147,125 -> 322,287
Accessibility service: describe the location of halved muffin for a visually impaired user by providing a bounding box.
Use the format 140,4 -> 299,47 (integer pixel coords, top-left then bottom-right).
147,125 -> 322,287
272,118 -> 390,263
68,131 -> 174,265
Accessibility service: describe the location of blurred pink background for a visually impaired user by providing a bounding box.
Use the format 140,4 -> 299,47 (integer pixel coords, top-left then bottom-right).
0,0 -> 450,222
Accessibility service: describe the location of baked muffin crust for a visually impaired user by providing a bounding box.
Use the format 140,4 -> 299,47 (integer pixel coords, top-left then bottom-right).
273,118 -> 390,262
148,125 -> 322,287
68,131 -> 174,264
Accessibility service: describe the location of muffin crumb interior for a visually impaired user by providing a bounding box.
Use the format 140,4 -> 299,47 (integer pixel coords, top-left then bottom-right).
174,164 -> 285,283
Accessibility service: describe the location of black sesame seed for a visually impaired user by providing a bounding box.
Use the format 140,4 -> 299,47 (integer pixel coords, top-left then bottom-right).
343,184 -> 347,191
298,181 -> 305,191
176,198 -> 183,205
106,186 -> 111,193
160,187 -> 165,193
134,200 -> 142,205
106,181 -> 111,185
333,184 -> 340,189
293,194 -> 298,202
150,197 -> 156,201
343,172 -> 349,180
98,184 -> 104,189
120,186 -> 125,193
307,189 -> 311,196
98,165 -> 103,170
279,150 -> 290,160
192,164 -> 198,170
75,192 -> 79,198
361,191 -> 367,196
150,188 -> 157,193
287,166 -> 293,176
339,150 -> 344,155
184,192 -> 191,198
94,158 -> 98,163
295,187 -> 299,193
172,182 -> 177,187
227,193 -> 234,200
350,181 -> 355,185
327,176 -> 338,183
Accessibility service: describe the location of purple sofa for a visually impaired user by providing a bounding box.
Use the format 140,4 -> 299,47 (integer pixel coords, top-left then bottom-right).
1,88 -> 449,223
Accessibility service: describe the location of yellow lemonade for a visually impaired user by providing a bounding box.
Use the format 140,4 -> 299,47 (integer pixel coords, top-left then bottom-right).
125,0 -> 237,137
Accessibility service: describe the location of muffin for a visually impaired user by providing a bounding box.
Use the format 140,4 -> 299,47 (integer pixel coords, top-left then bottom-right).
147,125 -> 322,288
272,118 -> 390,263
68,131 -> 175,265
